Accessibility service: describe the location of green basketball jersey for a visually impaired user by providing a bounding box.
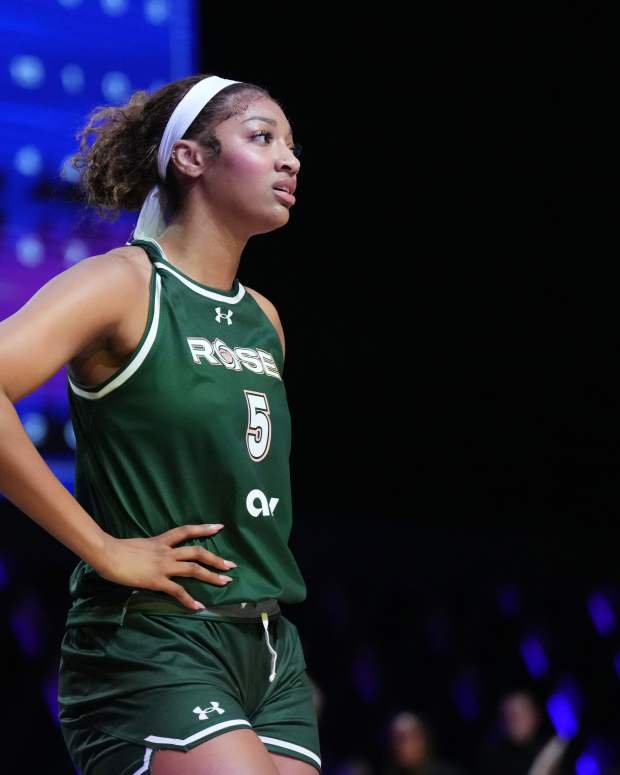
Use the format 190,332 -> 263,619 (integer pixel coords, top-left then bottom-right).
64,237 -> 307,623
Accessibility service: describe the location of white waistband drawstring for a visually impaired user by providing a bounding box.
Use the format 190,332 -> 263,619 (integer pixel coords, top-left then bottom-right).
260,611 -> 278,682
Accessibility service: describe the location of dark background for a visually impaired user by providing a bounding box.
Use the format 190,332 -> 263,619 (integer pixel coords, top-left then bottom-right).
1,2 -> 618,773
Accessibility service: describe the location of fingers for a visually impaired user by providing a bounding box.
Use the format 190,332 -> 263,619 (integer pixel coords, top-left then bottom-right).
159,523 -> 225,545
161,581 -> 208,611
172,545 -> 237,572
171,561 -> 235,586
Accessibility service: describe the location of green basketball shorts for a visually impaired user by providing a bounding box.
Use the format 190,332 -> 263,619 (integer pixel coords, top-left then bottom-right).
57,598 -> 321,774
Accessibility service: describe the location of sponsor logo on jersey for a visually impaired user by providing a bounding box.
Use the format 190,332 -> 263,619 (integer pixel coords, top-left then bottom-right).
187,337 -> 281,380
247,488 -> 280,517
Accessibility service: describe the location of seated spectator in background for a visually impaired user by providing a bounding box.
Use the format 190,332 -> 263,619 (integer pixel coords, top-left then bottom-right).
382,711 -> 465,775
478,690 -> 568,775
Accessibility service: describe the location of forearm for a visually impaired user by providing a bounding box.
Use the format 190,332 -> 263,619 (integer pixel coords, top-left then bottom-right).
0,388 -> 110,568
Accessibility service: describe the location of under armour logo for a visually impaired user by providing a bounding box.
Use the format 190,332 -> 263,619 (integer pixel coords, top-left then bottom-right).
193,701 -> 225,721
215,307 -> 233,325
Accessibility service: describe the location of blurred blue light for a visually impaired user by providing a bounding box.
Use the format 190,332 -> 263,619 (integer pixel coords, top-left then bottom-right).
100,0 -> 129,16
101,71 -> 131,103
16,236 -> 44,268
43,672 -> 60,727
555,675 -> 583,719
64,239 -> 89,264
587,592 -> 616,636
145,0 -> 170,25
547,691 -> 578,739
579,738 -> 614,773
10,55 -> 45,88
15,146 -> 42,176
576,753 -> 600,775
21,412 -> 49,446
520,635 -> 548,678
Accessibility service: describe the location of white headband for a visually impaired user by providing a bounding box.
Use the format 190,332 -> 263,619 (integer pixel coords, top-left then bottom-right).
130,75 -> 241,242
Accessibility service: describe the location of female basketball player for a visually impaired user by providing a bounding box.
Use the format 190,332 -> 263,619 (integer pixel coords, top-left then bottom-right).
0,74 -> 320,774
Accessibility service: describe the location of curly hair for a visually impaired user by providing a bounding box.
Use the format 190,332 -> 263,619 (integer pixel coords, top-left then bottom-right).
68,73 -> 277,222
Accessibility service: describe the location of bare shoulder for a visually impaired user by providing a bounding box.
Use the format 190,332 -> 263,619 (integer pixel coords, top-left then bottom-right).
53,244 -> 151,290
244,286 -> 286,360
0,245 -> 152,403
103,244 -> 153,279
71,244 -> 153,311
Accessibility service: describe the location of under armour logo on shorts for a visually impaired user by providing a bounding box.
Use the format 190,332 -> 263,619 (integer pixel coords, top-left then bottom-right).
193,701 -> 225,720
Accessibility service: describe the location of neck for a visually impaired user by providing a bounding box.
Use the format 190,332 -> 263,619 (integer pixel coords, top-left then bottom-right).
157,195 -> 247,291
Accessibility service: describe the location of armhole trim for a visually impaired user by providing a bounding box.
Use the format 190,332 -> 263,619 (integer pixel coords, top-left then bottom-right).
68,268 -> 161,400
244,290 -> 285,368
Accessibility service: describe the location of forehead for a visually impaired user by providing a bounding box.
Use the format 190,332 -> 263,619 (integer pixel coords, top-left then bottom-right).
232,97 -> 293,137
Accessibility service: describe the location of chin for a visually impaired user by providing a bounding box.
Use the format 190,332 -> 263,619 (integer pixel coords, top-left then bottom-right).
258,207 -> 291,233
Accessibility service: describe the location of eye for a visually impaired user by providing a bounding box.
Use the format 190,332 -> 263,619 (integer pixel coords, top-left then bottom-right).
251,129 -> 274,144
251,130 -> 303,159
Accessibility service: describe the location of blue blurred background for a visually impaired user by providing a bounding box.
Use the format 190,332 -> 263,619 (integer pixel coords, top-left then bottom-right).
0,0 -> 195,489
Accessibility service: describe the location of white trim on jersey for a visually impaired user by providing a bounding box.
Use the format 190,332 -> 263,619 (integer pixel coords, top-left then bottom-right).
67,271 -> 162,400
154,261 -> 246,303
134,237 -> 246,303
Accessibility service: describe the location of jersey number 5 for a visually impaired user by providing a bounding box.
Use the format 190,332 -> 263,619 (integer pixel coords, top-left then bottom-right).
244,390 -> 272,462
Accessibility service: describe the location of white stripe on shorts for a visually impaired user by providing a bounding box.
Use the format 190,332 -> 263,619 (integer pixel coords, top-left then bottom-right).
144,718 -> 251,746
130,746 -> 154,775
258,735 -> 322,767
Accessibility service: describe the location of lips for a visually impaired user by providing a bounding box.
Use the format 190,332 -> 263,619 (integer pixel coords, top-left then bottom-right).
272,178 -> 297,195
273,188 -> 296,205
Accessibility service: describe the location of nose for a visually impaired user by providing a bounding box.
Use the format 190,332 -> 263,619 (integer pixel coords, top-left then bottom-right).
277,147 -> 301,174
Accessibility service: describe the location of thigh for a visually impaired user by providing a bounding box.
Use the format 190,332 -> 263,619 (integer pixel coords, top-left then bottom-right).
251,616 -> 322,773
151,727 -> 279,775
270,751 -> 320,774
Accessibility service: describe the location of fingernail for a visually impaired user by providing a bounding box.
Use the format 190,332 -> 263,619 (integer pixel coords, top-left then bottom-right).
219,575 -> 233,582
194,602 -> 206,610
209,524 -> 224,529
224,561 -> 238,568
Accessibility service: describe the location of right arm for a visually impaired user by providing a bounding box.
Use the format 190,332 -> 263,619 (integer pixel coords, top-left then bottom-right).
0,252 -> 235,610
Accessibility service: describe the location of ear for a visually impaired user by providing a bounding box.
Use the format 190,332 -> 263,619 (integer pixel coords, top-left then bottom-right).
171,140 -> 207,178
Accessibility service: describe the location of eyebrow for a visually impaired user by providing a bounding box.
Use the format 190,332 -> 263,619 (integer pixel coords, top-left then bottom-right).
241,116 -> 293,139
